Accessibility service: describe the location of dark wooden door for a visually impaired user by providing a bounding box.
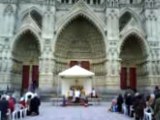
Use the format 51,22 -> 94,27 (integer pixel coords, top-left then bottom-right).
129,67 -> 137,90
32,65 -> 39,88
69,61 -> 79,67
81,61 -> 90,70
22,65 -> 30,90
120,67 -> 127,89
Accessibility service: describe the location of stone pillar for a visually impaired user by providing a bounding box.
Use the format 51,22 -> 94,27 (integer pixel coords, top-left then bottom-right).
39,47 -> 54,92
0,45 -> 13,90
42,7 -> 55,39
39,5 -> 56,92
146,17 -> 152,41
152,17 -> 157,40
105,7 -> 120,91
8,12 -> 15,37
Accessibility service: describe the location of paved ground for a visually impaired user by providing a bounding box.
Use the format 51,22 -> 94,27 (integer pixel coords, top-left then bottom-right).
23,102 -> 133,120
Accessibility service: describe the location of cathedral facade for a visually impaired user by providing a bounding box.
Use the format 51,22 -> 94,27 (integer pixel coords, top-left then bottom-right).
0,0 -> 160,94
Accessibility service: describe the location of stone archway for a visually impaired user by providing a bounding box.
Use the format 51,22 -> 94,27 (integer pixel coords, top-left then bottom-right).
54,15 -> 106,88
119,34 -> 148,90
11,30 -> 41,92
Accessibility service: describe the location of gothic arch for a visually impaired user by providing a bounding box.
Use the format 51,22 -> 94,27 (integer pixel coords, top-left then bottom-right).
11,28 -> 42,54
120,8 -> 142,22
20,7 -> 43,28
53,12 -> 106,79
119,8 -> 142,28
54,15 -> 106,57
119,29 -> 150,59
11,28 -> 41,91
55,2 -> 105,42
54,12 -> 105,53
21,6 -> 43,19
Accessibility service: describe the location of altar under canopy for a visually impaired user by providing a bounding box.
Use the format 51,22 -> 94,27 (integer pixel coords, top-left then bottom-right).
58,65 -> 95,97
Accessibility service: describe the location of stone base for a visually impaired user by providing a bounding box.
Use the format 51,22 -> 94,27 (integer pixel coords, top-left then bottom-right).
0,72 -> 12,90
39,73 -> 54,93
10,73 -> 22,91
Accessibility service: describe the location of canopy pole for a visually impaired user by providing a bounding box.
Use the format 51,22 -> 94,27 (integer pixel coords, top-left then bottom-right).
56,76 -> 59,106
93,76 -> 95,89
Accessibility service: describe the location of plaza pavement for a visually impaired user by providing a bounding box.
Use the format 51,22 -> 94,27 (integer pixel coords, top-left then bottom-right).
23,102 -> 133,120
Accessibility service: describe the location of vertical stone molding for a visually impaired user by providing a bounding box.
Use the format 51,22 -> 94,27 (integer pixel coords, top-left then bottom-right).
39,47 -> 54,92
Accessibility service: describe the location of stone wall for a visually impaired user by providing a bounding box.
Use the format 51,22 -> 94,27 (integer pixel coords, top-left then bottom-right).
0,0 -> 159,93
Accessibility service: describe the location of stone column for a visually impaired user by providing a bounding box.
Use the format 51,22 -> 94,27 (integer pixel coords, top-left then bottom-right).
105,8 -> 120,91
39,47 -> 54,92
42,7 -> 55,39
0,45 -> 13,90
39,5 -> 56,92
8,12 -> 15,37
150,17 -> 153,40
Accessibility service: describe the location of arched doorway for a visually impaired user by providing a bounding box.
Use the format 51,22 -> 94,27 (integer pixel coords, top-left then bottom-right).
54,15 -> 106,87
12,30 -> 40,93
119,34 -> 147,90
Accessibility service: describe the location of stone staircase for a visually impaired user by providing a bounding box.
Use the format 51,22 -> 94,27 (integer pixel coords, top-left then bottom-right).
40,91 -> 119,102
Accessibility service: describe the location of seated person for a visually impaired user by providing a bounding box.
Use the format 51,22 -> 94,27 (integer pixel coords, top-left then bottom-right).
74,88 -> 80,103
109,97 -> 117,112
80,89 -> 88,106
68,87 -> 74,102
80,89 -> 86,101
91,88 -> 98,98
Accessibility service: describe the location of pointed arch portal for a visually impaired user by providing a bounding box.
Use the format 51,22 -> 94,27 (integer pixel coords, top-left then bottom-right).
119,34 -> 148,90
54,15 -> 106,79
12,30 -> 41,92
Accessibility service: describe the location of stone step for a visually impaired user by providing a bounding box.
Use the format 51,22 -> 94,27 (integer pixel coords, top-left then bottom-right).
39,91 -> 119,102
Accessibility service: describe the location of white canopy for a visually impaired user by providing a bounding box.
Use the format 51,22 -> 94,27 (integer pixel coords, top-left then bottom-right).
58,65 -> 95,78
57,65 -> 95,97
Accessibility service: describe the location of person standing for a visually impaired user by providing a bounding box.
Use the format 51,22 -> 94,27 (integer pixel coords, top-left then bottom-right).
0,95 -> 9,120
154,86 -> 160,99
117,94 -> 124,113
154,96 -> 160,120
30,93 -> 40,115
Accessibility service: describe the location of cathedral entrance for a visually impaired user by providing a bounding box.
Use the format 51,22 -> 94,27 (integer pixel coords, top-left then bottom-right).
119,34 -> 147,90
54,15 -> 106,89
12,30 -> 40,92
69,61 -> 90,70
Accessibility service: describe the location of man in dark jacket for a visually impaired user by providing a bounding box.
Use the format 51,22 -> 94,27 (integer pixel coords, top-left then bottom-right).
0,96 -> 9,120
154,95 -> 160,120
30,94 -> 40,115
117,94 -> 123,113
125,93 -> 133,116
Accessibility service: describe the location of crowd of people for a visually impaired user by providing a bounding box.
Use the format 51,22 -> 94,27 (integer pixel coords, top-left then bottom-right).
0,91 -> 40,120
1,86 -> 160,120
109,86 -> 160,120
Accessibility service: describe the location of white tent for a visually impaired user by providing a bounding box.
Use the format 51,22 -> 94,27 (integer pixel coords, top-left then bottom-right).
58,65 -> 95,97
